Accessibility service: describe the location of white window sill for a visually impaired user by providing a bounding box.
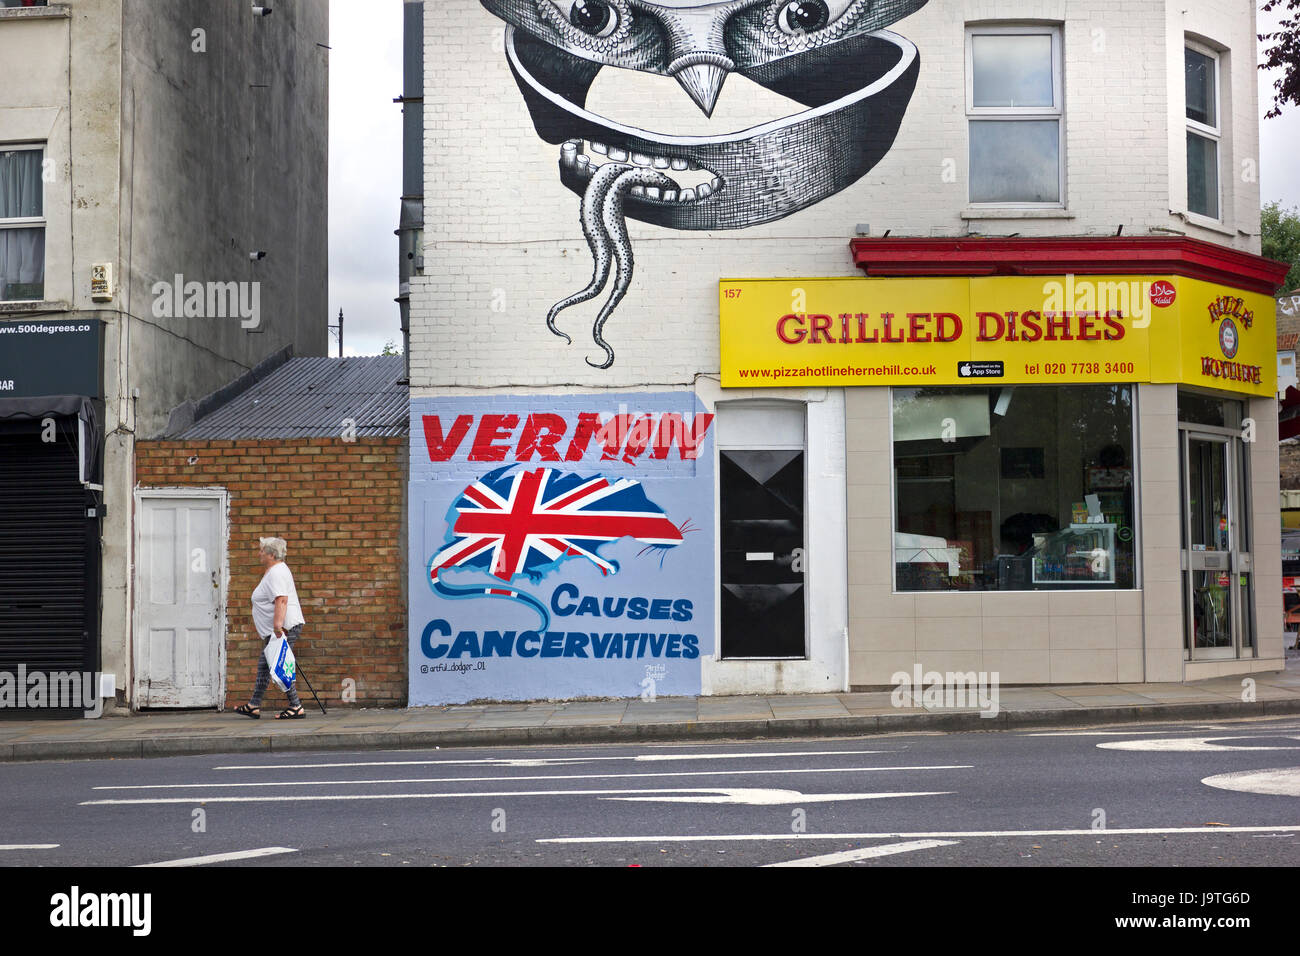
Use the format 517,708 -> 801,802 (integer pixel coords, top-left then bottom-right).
1178,211 -> 1238,238
0,299 -> 69,313
0,5 -> 69,20
960,207 -> 1075,220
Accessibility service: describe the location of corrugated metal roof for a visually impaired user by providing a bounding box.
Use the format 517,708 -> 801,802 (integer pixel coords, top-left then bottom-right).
175,355 -> 408,440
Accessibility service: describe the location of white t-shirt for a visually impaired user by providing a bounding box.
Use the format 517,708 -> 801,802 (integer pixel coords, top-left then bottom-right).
251,561 -> 306,638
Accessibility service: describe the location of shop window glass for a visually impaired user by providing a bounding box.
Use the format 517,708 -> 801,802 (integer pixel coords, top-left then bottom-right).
1177,391 -> 1241,428
891,385 -> 1136,591
967,26 -> 1062,205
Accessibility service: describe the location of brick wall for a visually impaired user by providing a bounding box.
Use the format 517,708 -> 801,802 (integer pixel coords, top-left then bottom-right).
136,438 -> 407,708
1282,443 -> 1300,489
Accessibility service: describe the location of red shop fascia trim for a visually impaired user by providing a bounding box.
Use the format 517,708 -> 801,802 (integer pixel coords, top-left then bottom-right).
849,236 -> 1291,296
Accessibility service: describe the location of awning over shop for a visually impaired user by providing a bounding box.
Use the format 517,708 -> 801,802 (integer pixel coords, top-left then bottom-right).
849,236 -> 1290,296
0,395 -> 100,484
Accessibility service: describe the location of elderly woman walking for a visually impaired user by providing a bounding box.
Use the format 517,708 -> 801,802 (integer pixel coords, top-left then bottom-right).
235,536 -> 307,719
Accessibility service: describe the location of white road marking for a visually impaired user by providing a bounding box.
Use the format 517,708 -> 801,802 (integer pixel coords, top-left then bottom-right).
135,847 -> 298,867
537,824 -> 1300,844
1203,768 -> 1300,796
601,788 -> 953,805
0,844 -> 58,850
634,751 -> 890,762
764,839 -> 959,867
95,765 -> 970,791
1026,722 -> 1295,737
213,750 -> 894,771
1099,736 -> 1300,752
81,787 -> 950,807
1027,730 -> 1206,737
1024,724 -> 1265,737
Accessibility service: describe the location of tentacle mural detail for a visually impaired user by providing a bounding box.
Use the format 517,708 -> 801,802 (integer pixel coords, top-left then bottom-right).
545,161 -> 624,345
588,165 -> 673,369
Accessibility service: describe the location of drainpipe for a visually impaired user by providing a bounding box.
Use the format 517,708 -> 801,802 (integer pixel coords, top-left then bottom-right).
394,0 -> 423,381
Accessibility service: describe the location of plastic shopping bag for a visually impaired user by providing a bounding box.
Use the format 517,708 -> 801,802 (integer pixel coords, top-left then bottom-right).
263,635 -> 297,692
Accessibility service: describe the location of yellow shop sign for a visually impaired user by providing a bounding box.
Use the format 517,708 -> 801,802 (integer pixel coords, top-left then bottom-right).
719,275 -> 1275,396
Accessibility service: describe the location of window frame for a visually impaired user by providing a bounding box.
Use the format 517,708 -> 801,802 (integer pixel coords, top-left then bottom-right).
0,142 -> 47,303
965,23 -> 1065,209
1184,41 -> 1222,222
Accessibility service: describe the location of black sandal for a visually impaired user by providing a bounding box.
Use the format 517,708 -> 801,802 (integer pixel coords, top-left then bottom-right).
277,705 -> 306,719
235,703 -> 260,719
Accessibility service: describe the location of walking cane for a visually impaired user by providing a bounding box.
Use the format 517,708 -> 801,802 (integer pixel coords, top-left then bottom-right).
295,662 -> 328,715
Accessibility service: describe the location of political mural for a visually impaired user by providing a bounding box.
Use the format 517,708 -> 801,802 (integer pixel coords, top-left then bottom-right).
409,392 -> 716,704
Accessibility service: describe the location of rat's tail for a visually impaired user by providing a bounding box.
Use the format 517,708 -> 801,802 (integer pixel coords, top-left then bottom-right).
430,577 -> 550,632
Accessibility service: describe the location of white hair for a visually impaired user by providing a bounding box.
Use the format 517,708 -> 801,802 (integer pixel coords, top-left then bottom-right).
259,536 -> 287,561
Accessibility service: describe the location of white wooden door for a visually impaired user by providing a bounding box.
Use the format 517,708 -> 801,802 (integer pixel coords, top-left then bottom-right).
135,493 -> 225,708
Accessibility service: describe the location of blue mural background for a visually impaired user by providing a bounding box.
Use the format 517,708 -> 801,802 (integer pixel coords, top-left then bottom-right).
408,392 -> 715,705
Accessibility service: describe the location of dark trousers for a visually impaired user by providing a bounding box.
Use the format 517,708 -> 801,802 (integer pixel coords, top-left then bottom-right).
250,624 -> 302,708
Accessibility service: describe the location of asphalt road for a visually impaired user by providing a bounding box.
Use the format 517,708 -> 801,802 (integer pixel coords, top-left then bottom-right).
3,714 -> 1300,867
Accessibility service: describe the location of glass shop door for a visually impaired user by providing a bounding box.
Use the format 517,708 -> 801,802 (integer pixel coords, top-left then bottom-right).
1181,430 -> 1253,659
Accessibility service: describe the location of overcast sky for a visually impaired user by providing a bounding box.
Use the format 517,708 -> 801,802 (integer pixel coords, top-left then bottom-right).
328,0 -> 404,358
327,1 -> 1300,357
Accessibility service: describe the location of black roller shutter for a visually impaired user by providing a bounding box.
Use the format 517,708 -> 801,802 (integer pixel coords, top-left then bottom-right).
0,416 -> 99,715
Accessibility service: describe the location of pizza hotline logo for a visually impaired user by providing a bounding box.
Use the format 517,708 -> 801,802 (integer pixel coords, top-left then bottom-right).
1202,295 -> 1260,384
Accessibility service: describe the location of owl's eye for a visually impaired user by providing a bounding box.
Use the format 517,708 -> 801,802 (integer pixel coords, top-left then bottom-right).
773,0 -> 864,37
537,0 -> 629,47
567,0 -> 618,38
777,1 -> 830,34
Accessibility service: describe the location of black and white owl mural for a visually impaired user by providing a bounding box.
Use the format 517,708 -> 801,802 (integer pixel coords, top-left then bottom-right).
480,0 -> 929,368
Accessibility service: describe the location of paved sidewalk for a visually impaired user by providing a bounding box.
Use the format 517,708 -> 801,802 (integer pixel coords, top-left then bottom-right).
2,657 -> 1298,763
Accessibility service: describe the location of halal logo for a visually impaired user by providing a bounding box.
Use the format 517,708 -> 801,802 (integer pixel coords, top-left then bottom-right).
1149,280 -> 1176,308
1219,317 -> 1239,359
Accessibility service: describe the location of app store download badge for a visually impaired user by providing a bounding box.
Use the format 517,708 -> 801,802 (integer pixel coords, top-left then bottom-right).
958,361 -> 1005,378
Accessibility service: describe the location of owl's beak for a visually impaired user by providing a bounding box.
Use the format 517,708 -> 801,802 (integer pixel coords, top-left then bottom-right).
672,62 -> 728,116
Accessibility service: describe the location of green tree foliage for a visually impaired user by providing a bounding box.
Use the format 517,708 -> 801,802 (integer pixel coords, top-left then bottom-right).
1261,0 -> 1300,118
1263,201 -> 1300,293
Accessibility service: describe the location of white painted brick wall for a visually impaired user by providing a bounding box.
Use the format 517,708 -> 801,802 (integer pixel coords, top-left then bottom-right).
413,0 -> 1262,391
